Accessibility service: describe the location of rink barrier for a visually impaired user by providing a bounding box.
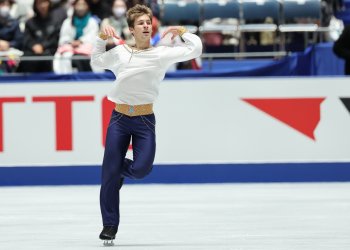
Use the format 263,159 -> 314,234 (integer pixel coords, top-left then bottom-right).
0,162 -> 350,186
2,77 -> 350,185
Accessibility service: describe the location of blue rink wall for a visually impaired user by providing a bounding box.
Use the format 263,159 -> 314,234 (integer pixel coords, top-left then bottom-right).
0,42 -> 345,81
1,163 -> 350,186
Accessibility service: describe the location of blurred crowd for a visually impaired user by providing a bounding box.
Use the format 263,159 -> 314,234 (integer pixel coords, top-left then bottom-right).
0,0 -> 161,74
0,0 -> 347,75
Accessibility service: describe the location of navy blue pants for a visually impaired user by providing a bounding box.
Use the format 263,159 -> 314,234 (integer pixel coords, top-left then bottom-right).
100,110 -> 156,227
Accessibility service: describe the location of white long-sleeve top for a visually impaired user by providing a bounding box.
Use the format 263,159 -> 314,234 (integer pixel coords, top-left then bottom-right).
90,33 -> 203,105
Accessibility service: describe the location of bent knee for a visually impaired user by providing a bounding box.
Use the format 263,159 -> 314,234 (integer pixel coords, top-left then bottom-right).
132,164 -> 153,179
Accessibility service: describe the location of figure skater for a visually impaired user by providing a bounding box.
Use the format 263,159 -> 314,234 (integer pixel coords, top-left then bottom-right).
90,4 -> 202,245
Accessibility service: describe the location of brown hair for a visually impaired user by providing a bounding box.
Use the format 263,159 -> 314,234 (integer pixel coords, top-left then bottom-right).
126,4 -> 152,28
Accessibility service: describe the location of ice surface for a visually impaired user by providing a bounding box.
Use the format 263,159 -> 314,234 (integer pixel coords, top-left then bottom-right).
0,183 -> 350,250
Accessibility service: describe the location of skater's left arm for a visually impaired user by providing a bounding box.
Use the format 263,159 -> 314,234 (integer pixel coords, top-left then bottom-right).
159,26 -> 202,68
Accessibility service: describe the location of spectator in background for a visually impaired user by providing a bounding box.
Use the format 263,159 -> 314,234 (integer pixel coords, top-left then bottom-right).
9,0 -> 34,31
321,0 -> 345,27
0,0 -> 22,50
17,0 -> 61,73
100,0 -> 133,49
53,0 -> 99,73
333,25 -> 350,75
89,0 -> 110,23
0,0 -> 23,73
49,0 -> 68,24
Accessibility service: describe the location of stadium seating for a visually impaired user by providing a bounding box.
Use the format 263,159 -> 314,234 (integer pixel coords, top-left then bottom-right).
161,0 -> 201,26
279,0 -> 321,32
241,0 -> 280,28
158,0 -> 330,53
202,0 -> 240,20
279,0 -> 322,50
200,0 -> 240,33
238,0 -> 280,52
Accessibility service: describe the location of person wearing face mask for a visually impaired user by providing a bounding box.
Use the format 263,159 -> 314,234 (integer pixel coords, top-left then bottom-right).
53,0 -> 99,73
17,0 -> 61,73
100,0 -> 132,49
91,4 -> 202,245
0,0 -> 22,50
7,0 -> 34,32
0,0 -> 23,72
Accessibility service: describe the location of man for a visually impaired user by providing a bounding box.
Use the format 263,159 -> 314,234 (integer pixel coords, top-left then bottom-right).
91,4 -> 202,245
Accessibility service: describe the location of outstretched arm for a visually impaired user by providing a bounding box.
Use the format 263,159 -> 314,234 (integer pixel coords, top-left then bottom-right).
161,26 -> 188,41
160,26 -> 203,67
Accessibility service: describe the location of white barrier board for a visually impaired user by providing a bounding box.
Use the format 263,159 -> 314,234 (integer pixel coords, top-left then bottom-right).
0,77 -> 350,166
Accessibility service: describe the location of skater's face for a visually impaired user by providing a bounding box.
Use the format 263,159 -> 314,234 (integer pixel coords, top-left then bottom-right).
129,14 -> 152,44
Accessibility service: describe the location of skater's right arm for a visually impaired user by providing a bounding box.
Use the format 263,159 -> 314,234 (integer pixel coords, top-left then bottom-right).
90,25 -> 121,70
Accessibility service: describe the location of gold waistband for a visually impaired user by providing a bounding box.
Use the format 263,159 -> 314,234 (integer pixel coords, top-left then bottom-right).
115,103 -> 153,117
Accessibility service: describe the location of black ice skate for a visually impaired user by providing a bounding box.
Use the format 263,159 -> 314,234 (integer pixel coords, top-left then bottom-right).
99,226 -> 118,246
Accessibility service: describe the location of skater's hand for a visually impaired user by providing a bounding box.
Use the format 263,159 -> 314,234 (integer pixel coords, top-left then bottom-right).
100,25 -> 121,40
161,26 -> 187,40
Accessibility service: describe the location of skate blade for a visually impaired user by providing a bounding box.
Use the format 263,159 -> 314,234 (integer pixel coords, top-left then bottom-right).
103,240 -> 114,246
